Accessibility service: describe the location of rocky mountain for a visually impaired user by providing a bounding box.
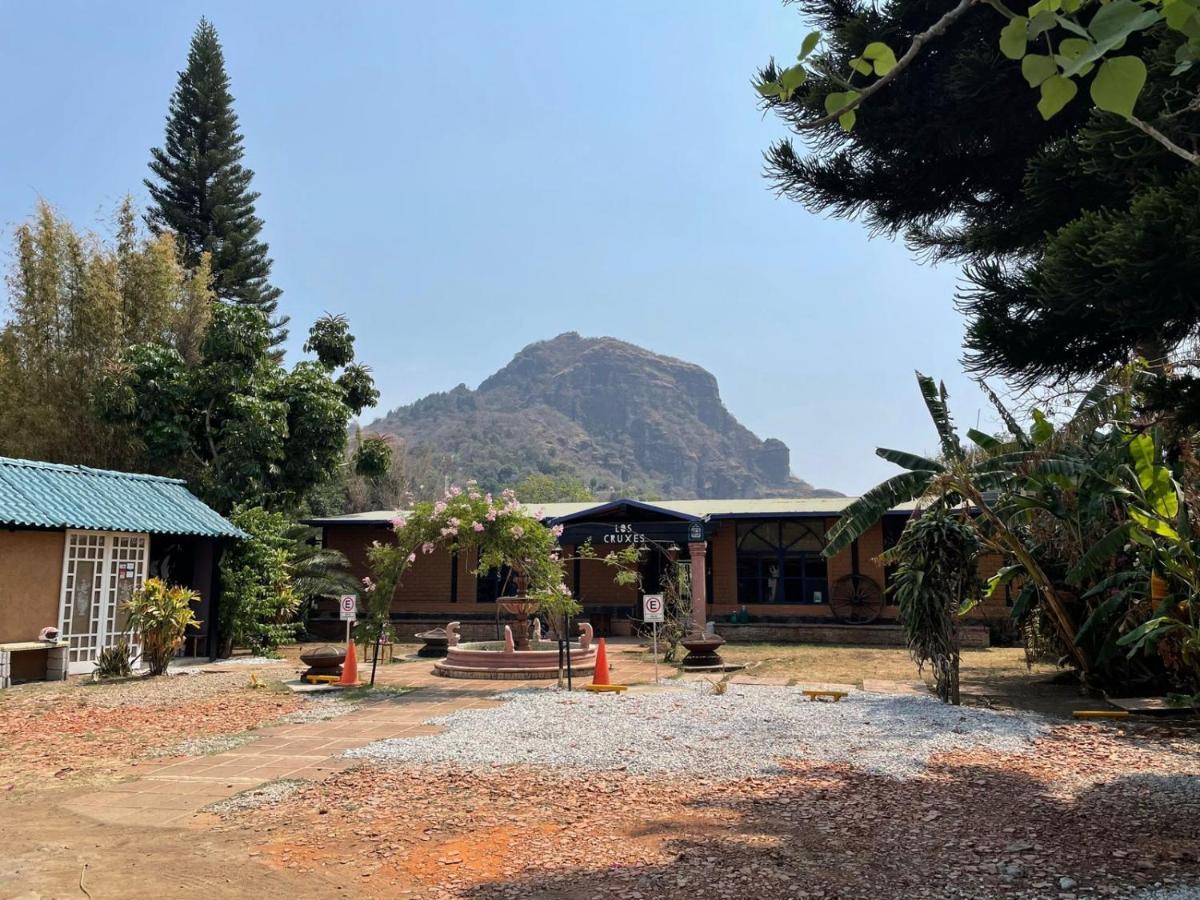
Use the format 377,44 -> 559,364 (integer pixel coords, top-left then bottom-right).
367,333 -> 840,500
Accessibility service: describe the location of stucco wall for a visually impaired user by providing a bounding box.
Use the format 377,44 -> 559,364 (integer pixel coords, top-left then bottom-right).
0,530 -> 64,644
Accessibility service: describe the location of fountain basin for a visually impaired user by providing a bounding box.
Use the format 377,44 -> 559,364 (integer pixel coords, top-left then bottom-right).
434,639 -> 597,680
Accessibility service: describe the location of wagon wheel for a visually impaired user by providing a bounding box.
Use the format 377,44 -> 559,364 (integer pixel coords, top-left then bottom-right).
829,573 -> 885,625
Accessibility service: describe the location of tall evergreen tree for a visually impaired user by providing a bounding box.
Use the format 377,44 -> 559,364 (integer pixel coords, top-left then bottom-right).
757,1 -> 1200,416
146,18 -> 286,341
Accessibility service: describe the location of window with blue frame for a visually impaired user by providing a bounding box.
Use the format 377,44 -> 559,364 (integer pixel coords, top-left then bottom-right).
736,520 -> 829,604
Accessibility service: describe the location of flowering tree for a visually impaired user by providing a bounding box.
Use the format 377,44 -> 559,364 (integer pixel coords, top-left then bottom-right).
363,485 -> 640,642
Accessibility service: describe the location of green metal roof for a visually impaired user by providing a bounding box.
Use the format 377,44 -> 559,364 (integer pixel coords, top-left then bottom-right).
0,456 -> 244,538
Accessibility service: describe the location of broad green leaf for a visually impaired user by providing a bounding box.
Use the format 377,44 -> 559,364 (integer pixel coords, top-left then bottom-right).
1001,16 -> 1030,59
1088,0 -> 1162,45
849,56 -> 873,76
862,41 -> 898,75
756,80 -> 783,98
1130,506 -> 1179,539
1028,0 -> 1060,14
779,65 -> 808,98
1056,14 -> 1093,37
967,428 -> 1002,451
1116,615 -> 1176,649
822,469 -> 934,558
1067,522 -> 1132,584
824,91 -> 847,114
1022,53 -> 1059,86
1030,9 -> 1060,36
1057,37 -> 1102,76
875,447 -> 946,472
1075,591 -> 1129,643
1010,581 -> 1038,619
1038,74 -> 1078,118
1061,0 -> 1082,11
1090,55 -> 1147,117
1031,408 -> 1054,444
916,372 -> 963,461
1164,0 -> 1199,30
839,109 -> 857,131
985,565 -> 1023,599
1128,432 -> 1178,518
799,30 -> 821,60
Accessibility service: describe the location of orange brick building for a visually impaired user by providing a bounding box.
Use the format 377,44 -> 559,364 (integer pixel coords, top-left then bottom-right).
307,498 -> 1009,642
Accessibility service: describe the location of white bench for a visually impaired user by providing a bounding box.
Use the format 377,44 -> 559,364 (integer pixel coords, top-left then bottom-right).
0,641 -> 69,689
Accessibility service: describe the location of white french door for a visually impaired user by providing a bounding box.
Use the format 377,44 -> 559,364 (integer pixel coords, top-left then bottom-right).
58,531 -> 149,673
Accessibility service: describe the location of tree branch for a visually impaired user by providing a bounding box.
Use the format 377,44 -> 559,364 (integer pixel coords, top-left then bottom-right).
1128,115 -> 1200,166
796,0 -> 987,131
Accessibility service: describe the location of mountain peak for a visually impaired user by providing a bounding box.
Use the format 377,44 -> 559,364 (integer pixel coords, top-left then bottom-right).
370,334 -> 839,499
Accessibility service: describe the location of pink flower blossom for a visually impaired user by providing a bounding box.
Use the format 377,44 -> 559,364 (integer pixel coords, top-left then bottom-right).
472,522 -> 485,532
390,515 -> 407,530
447,517 -> 460,527
406,552 -> 417,564
440,526 -> 458,538
510,525 -> 525,539
361,576 -> 376,593
449,485 -> 462,497
421,542 -> 436,555
485,509 -> 498,521
484,493 -> 493,505
551,524 -> 564,537
433,501 -> 447,515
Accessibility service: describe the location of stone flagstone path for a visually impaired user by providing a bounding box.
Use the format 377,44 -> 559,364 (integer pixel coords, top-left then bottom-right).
61,666 -> 536,828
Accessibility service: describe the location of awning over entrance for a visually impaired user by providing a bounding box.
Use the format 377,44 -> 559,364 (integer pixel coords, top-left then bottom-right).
547,499 -> 707,548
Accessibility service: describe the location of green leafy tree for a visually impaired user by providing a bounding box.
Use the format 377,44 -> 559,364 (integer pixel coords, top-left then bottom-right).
146,18 -> 285,341
756,0 -> 1200,421
285,523 -> 359,634
102,305 -> 377,512
218,505 -> 302,655
0,199 -> 211,468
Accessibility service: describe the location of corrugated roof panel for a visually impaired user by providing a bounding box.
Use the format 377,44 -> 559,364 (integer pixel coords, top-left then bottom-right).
0,457 -> 243,538
302,495 -> 921,528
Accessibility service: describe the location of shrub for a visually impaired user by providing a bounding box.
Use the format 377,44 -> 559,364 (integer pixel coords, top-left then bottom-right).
94,640 -> 133,679
124,579 -> 201,676
219,505 -> 301,656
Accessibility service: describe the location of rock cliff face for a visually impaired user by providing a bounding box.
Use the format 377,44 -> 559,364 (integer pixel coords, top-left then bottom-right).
368,333 -> 840,499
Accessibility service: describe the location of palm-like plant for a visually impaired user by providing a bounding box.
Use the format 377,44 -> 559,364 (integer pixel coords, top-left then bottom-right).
286,524 -> 360,633
821,372 -> 1132,674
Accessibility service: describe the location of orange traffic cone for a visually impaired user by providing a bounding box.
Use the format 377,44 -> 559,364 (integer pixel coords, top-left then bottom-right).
337,639 -> 359,686
592,638 -> 611,686
584,638 -> 626,693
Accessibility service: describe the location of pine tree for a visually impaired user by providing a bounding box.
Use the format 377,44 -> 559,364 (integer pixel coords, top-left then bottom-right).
757,2 -> 1200,416
146,18 -> 286,341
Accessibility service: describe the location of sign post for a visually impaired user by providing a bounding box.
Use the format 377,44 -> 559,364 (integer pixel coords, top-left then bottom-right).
339,594 -> 356,646
643,593 -> 664,685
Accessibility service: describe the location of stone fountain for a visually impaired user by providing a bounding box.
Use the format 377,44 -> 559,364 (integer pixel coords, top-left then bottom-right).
433,619 -> 597,680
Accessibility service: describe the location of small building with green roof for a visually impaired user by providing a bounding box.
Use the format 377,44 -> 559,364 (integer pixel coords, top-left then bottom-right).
0,456 -> 242,676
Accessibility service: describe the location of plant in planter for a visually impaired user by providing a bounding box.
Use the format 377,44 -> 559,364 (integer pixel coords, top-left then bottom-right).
124,578 -> 201,676
94,640 -> 133,679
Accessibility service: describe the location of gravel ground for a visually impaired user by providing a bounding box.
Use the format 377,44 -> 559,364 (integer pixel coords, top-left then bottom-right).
207,779 -> 307,814
346,684 -> 1049,778
150,731 -> 261,758
276,696 -> 361,724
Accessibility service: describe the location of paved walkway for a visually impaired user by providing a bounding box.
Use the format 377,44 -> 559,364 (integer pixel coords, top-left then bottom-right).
61,651 -> 660,829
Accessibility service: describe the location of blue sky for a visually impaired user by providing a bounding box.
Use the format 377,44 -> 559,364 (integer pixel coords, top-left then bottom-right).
0,1 -> 996,494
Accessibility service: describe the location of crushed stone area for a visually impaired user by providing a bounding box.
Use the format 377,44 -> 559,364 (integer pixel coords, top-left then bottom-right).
207,778 -> 308,814
225,720 -> 1200,900
150,730 -> 261,758
346,684 -> 1050,778
276,695 -> 361,724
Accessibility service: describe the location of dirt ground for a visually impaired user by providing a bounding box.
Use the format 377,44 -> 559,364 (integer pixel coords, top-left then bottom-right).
1,644 -> 1196,900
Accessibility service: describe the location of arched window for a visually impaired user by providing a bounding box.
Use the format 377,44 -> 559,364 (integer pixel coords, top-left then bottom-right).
736,520 -> 828,605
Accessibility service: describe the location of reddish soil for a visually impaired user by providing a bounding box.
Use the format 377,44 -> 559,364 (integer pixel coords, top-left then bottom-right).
220,723 -> 1200,900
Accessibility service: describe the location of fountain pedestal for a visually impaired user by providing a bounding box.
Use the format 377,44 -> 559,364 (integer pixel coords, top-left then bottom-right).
679,632 -> 736,671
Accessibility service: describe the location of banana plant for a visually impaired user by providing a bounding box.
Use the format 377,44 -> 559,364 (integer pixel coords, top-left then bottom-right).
823,371 -> 1134,673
